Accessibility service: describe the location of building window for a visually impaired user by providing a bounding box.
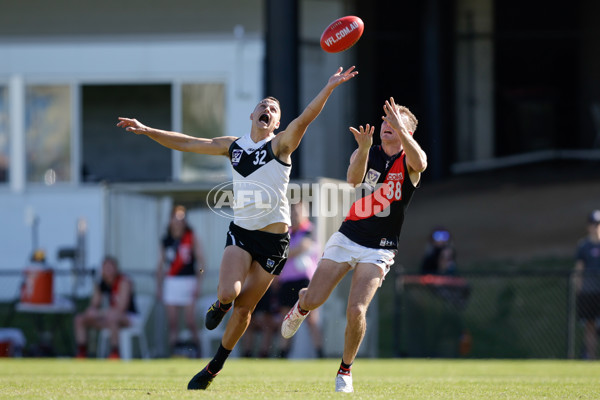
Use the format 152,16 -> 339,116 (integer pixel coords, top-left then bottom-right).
81,84 -> 171,183
181,83 -> 226,181
0,86 -> 8,183
25,85 -> 71,184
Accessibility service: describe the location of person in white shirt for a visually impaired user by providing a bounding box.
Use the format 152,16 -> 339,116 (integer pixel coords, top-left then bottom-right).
116,66 -> 357,389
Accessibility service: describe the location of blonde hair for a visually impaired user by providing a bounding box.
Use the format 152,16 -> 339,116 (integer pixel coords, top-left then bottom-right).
396,105 -> 418,133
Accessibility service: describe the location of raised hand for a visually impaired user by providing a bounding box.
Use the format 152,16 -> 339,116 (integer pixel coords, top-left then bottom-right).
382,97 -> 411,136
349,123 -> 374,150
327,66 -> 358,88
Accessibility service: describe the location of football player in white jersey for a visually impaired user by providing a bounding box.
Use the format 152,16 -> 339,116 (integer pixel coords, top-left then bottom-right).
117,66 -> 357,390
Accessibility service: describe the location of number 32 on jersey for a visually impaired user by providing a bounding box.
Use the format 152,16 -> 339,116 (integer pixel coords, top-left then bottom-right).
253,150 -> 267,165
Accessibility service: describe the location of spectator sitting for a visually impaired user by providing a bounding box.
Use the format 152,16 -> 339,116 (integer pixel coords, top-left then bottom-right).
74,256 -> 138,359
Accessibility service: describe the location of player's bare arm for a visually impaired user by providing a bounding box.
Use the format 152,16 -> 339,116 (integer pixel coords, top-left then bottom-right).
382,97 -> 428,174
117,117 -> 236,157
347,124 -> 374,186
273,66 -> 358,161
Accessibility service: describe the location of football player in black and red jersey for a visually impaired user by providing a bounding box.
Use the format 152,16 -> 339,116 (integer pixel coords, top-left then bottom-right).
282,97 -> 427,393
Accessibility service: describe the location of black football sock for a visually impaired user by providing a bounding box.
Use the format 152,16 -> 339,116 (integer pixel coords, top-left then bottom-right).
338,359 -> 353,375
218,301 -> 232,312
207,343 -> 232,374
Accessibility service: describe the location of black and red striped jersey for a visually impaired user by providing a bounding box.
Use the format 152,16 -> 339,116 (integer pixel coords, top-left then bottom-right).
99,275 -> 137,313
162,229 -> 197,276
338,145 -> 418,249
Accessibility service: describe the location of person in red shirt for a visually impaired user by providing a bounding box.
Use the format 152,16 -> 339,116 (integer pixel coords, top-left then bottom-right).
74,256 -> 137,359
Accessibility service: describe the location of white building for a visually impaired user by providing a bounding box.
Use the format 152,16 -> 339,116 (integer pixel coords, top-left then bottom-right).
0,0 -> 363,358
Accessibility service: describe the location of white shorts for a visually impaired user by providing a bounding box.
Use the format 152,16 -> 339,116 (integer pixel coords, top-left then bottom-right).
321,232 -> 396,285
162,276 -> 197,306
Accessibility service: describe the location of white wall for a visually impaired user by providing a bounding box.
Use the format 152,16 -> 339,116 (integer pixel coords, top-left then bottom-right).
0,35 -> 265,299
0,186 -> 105,299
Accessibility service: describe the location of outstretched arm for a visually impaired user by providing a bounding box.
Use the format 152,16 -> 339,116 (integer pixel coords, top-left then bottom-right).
116,118 -> 235,156
273,66 -> 358,160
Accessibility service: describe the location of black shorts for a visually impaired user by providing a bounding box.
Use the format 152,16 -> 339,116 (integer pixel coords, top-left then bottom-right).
278,278 -> 310,308
225,222 -> 290,275
576,292 -> 600,320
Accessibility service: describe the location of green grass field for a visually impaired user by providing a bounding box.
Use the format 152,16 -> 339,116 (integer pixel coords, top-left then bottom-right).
0,358 -> 599,399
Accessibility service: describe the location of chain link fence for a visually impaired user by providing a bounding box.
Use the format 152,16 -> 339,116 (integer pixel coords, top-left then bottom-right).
1,267 -> 597,359
392,270 -> 598,359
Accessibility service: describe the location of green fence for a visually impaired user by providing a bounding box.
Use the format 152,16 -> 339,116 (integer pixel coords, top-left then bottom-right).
1,268 -> 596,359
392,271 -> 587,359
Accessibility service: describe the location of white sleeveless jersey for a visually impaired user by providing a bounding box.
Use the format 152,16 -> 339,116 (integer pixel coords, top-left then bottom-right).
228,134 -> 291,230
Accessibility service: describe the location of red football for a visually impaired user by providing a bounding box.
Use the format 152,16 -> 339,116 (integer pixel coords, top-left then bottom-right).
320,16 -> 364,53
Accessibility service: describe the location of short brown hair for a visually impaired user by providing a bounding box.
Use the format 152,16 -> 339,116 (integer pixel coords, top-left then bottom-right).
396,105 -> 418,133
264,96 -> 280,108
102,255 -> 119,270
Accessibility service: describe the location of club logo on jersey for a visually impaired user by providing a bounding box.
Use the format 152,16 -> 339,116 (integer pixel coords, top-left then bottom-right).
387,172 -> 403,181
231,149 -> 243,166
379,238 -> 395,247
364,168 -> 381,189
